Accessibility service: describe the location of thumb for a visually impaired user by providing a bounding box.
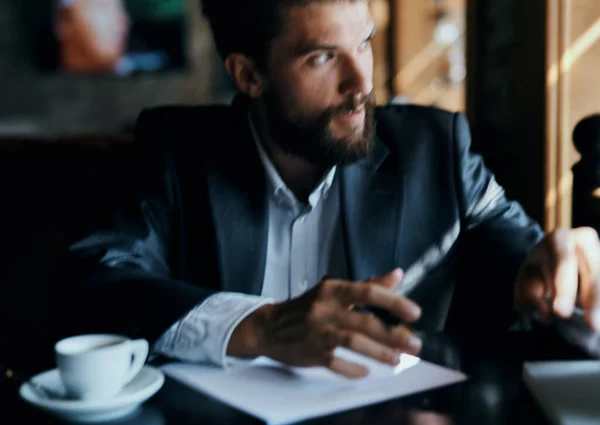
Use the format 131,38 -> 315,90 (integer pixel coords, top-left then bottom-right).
369,268 -> 404,291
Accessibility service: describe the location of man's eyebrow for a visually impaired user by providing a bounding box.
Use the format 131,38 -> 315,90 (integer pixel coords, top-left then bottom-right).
293,24 -> 378,56
293,42 -> 339,57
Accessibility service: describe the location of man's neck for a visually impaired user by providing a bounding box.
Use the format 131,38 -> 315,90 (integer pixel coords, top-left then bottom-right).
263,140 -> 328,203
250,109 -> 328,204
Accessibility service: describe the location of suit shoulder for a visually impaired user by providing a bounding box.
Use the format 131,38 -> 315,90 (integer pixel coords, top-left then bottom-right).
375,103 -> 459,127
376,104 -> 466,154
135,103 -> 233,129
376,103 -> 465,145
131,103 -> 235,171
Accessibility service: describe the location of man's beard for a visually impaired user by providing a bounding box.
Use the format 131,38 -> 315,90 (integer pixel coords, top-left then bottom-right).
261,90 -> 376,167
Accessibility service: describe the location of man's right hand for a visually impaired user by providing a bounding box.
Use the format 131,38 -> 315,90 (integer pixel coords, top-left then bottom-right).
227,269 -> 423,378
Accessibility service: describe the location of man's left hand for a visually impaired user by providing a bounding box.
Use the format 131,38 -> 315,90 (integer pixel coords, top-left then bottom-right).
515,227 -> 600,331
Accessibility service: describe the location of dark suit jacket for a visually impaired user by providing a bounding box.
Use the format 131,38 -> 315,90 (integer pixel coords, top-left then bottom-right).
62,95 -> 544,345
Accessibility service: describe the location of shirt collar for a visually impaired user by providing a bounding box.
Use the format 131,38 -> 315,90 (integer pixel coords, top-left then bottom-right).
248,111 -> 336,208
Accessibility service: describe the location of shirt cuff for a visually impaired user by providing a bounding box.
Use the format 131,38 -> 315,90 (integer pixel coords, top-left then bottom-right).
220,299 -> 274,369
152,292 -> 274,369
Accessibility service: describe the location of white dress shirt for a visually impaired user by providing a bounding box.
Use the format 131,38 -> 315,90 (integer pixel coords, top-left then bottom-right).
152,114 -> 346,367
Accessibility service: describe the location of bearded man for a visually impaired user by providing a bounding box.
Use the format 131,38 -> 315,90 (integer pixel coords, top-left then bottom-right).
66,0 -> 600,378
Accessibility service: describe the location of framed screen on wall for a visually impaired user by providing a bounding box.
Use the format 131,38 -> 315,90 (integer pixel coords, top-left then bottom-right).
32,0 -> 187,76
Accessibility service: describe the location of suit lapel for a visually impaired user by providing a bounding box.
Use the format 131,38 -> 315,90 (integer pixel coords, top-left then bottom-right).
341,128 -> 407,282
202,99 -> 408,293
204,99 -> 268,296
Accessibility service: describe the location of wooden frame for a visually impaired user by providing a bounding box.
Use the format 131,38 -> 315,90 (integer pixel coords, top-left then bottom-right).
370,0 -> 393,104
544,0 -> 600,231
388,0 -> 466,112
545,0 -> 572,231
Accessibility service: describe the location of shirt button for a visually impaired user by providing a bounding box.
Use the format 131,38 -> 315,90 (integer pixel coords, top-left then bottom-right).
299,280 -> 309,291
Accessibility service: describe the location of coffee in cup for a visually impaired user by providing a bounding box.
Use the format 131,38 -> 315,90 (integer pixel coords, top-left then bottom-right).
55,334 -> 149,400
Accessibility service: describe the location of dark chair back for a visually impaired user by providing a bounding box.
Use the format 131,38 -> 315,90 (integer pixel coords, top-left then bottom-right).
572,114 -> 600,230
0,136 -> 135,373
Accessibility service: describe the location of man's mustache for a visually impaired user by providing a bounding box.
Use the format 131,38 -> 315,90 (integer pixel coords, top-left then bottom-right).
333,93 -> 374,115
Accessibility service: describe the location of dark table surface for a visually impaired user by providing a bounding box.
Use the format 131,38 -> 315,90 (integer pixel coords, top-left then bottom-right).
1,327 -> 592,425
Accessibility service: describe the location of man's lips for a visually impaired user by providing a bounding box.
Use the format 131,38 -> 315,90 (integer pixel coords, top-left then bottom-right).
336,105 -> 366,125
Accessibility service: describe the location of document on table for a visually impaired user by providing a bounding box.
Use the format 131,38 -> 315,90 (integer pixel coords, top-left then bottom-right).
160,347 -> 468,425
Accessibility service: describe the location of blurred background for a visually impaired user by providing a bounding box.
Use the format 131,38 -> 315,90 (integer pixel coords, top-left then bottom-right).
1,0 -> 600,375
35,0 -> 188,75
0,0 -> 599,232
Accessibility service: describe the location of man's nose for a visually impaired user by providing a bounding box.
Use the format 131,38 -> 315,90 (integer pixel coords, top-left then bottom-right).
339,56 -> 373,97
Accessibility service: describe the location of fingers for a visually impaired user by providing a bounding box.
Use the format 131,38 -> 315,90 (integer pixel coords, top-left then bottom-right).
572,227 -> 600,278
331,281 -> 421,323
309,270 -> 422,378
367,268 -> 404,290
333,309 -> 422,355
518,227 -> 600,330
327,356 -> 368,379
573,228 -> 600,330
335,331 -> 401,366
577,252 -> 600,331
514,244 -> 554,316
576,245 -> 593,314
515,265 -> 551,320
550,229 -> 579,318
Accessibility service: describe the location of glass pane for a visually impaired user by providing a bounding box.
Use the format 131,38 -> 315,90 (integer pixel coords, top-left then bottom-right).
389,0 -> 466,112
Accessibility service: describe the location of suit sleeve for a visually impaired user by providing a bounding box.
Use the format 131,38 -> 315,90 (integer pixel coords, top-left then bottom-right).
447,112 -> 545,331
60,110 -> 216,345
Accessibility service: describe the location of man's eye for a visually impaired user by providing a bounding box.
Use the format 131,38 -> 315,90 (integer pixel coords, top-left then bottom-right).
311,53 -> 333,65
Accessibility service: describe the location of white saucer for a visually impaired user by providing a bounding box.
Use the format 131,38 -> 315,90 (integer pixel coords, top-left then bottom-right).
19,365 -> 165,423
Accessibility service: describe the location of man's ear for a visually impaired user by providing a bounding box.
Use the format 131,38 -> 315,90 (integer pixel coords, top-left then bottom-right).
224,54 -> 265,98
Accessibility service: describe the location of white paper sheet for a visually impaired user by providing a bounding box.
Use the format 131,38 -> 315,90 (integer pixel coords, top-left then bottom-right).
160,347 -> 468,425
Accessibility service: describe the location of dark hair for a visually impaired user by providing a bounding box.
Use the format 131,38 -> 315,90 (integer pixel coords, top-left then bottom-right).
200,0 -> 359,69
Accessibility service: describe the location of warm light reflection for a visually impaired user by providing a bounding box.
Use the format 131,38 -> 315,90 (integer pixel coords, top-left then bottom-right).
545,172 -> 574,209
393,40 -> 455,91
370,0 -> 390,28
547,17 -> 600,87
393,354 -> 421,375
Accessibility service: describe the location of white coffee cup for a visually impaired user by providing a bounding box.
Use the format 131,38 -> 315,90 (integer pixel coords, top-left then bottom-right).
55,334 -> 149,400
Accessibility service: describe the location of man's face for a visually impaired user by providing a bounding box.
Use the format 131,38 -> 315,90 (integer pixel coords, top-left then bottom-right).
59,0 -> 129,70
259,1 -> 376,167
